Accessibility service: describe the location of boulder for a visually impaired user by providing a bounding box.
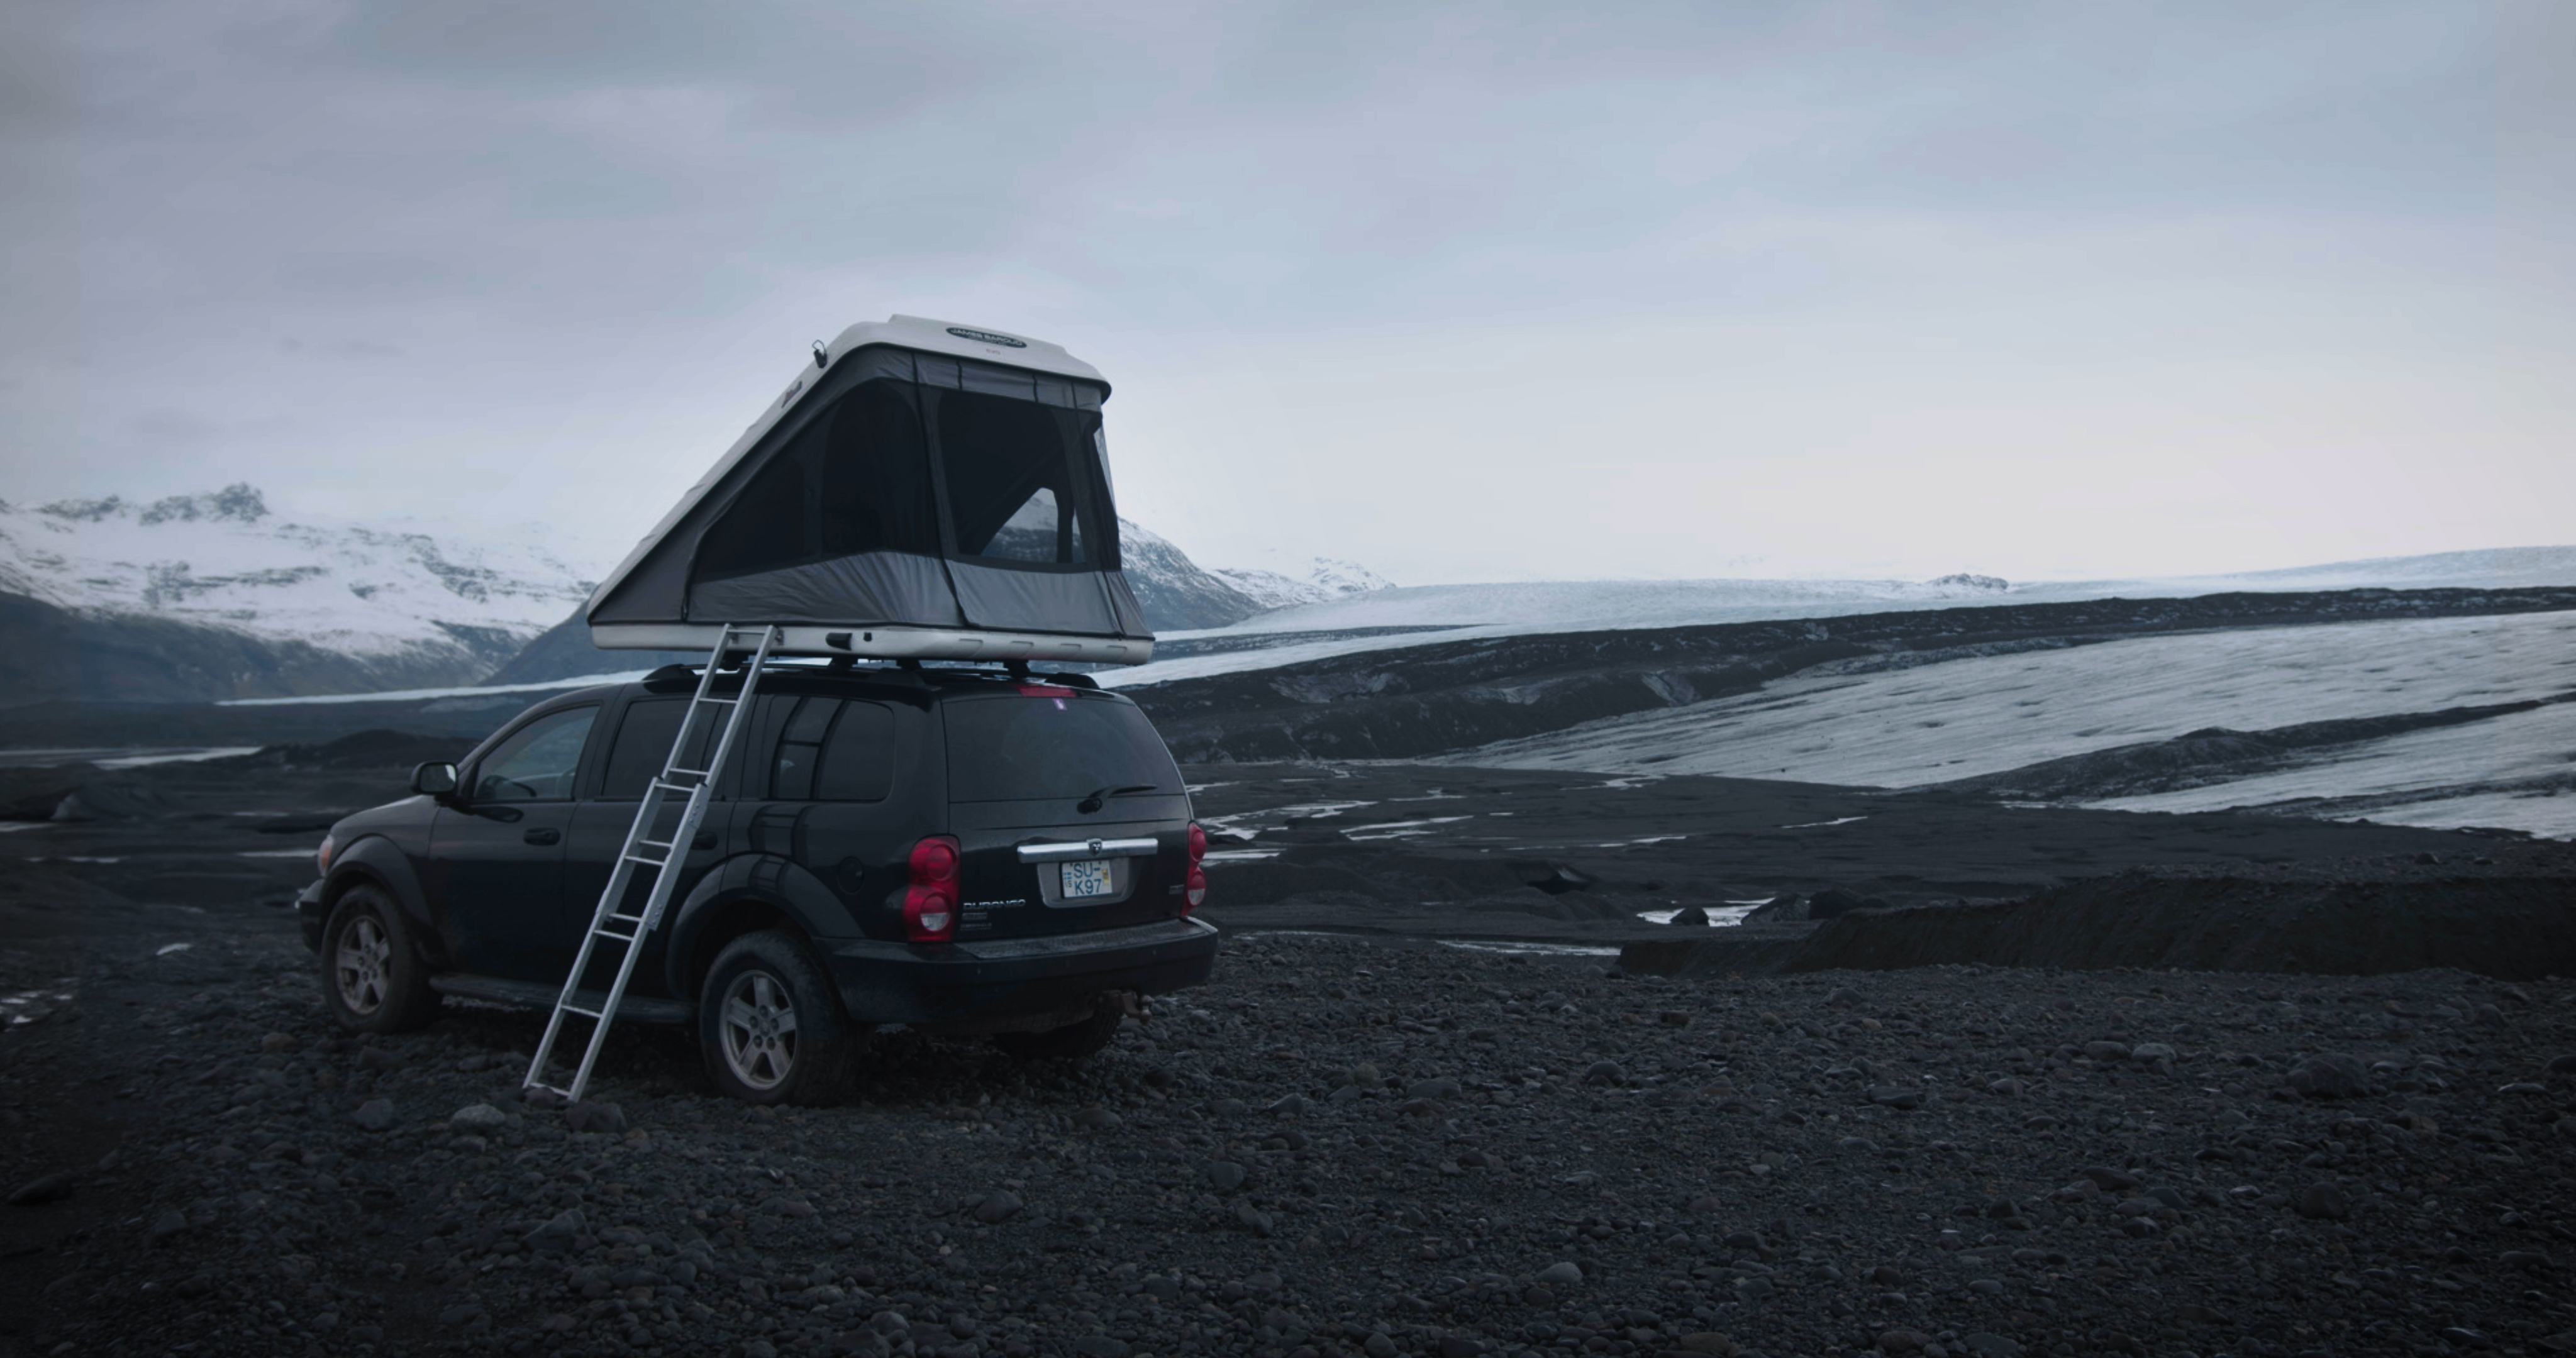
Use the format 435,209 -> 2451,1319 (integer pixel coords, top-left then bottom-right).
2285,1054 -> 2373,1100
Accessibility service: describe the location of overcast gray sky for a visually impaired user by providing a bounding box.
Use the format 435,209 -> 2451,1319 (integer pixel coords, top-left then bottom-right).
6,1 -> 2566,585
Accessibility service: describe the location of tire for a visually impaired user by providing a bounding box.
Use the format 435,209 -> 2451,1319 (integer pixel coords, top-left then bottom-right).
321,885 -> 440,1035
697,930 -> 858,1106
990,1002 -> 1123,1061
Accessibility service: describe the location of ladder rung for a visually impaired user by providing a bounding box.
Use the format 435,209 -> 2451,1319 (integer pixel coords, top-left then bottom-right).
637,838 -> 673,849
621,852 -> 666,866
606,913 -> 646,925
700,697 -> 738,707
563,1005 -> 603,1019
594,930 -> 636,943
666,767 -> 711,778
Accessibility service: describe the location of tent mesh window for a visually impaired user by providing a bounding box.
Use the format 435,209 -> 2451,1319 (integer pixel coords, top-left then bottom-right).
689,355 -> 1119,587
931,389 -> 1106,568
697,379 -> 940,582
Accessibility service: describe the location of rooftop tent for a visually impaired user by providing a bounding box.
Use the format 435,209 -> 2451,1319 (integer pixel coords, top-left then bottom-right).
586,317 -> 1155,665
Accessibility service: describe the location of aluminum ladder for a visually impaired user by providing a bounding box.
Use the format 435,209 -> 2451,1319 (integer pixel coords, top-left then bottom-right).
523,624 -> 779,1104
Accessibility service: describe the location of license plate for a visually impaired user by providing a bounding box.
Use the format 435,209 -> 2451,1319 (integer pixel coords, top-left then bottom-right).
1060,859 -> 1114,899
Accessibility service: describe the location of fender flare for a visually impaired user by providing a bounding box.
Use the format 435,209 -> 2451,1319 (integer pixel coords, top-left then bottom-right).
662,854 -> 857,999
320,836 -> 449,969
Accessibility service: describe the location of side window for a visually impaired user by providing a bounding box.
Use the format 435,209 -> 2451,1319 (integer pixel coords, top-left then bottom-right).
817,702 -> 894,802
471,707 -> 597,802
770,697 -> 838,800
599,698 -> 716,800
770,697 -> 893,802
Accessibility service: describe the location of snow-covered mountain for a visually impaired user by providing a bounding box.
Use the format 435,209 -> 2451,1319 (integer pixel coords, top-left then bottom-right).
1109,519 -> 1268,631
1213,556 -> 1397,611
0,485 -> 594,702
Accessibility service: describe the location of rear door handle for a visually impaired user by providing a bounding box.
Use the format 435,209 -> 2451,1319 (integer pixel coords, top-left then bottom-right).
523,827 -> 560,846
692,831 -> 718,852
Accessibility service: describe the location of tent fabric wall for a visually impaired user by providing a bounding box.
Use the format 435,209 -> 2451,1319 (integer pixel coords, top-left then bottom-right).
686,551 -> 967,628
948,560 -> 1121,634
586,340 -> 1152,652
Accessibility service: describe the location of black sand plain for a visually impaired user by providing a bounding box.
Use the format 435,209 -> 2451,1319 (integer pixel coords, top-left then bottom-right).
3,739 -> 2573,1358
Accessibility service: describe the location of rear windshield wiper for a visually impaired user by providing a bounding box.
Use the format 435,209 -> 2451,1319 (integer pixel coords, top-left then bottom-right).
1075,784 -> 1160,814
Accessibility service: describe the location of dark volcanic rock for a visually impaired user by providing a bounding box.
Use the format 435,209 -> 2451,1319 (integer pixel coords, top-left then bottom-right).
2296,1183 -> 2352,1220
2284,1053 -> 2373,1100
11,912 -> 2576,1358
7,1171 -> 74,1205
1775,869 -> 2576,980
1805,888 -> 1882,919
12,744 -> 2576,1358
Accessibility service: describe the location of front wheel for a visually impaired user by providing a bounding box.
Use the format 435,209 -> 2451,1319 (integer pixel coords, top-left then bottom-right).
321,886 -> 440,1034
697,930 -> 858,1105
990,1003 -> 1123,1061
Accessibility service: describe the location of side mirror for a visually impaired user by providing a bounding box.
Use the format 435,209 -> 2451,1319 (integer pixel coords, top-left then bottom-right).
411,761 -> 458,797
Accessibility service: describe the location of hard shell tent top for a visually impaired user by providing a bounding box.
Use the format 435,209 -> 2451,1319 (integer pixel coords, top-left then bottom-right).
586,316 -> 1154,665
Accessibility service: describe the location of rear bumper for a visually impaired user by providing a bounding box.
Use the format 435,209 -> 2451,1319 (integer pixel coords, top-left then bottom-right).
823,917 -> 1218,1027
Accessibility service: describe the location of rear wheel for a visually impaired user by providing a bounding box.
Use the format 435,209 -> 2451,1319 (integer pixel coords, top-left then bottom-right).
990,1002 -> 1123,1061
697,930 -> 858,1105
321,886 -> 440,1034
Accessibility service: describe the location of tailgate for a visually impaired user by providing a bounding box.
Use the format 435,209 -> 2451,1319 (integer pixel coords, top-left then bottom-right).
937,685 -> 1194,943
948,799 -> 1192,940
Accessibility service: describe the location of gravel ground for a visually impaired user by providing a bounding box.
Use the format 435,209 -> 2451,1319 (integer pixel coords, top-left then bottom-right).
8,917 -> 2576,1358
6,752 -> 2575,1358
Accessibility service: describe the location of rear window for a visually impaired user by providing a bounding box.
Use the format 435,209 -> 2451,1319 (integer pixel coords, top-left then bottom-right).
941,693 -> 1180,803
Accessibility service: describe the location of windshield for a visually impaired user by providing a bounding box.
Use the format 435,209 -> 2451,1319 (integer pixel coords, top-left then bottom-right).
942,693 -> 1180,803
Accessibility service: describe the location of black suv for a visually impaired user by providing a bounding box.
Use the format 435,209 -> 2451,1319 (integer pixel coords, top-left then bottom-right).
296,664 -> 1216,1103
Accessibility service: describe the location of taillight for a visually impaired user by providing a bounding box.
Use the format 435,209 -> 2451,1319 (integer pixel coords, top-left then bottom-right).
903,835 -> 962,942
316,832 -> 336,877
1183,821 -> 1207,915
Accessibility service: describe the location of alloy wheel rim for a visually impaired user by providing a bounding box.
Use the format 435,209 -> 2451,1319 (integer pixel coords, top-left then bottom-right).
719,970 -> 798,1091
335,915 -> 390,1015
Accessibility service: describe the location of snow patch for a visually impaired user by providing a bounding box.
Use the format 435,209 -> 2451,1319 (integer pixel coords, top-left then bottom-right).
1213,555 -> 1398,612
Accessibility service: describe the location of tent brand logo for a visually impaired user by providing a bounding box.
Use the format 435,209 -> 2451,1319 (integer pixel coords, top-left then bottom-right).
946,327 -> 1028,348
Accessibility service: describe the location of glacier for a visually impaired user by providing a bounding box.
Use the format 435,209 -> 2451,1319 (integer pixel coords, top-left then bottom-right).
1102,544 -> 2576,690
1435,609 -> 2576,839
